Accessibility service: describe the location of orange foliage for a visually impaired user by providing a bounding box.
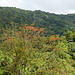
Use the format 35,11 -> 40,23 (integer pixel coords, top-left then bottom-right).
37,36 -> 40,37
3,33 -> 7,36
28,34 -> 32,38
23,34 -> 26,37
17,54 -> 20,57
30,27 -> 34,30
39,28 -> 44,31
37,31 -> 40,34
49,36 -> 60,43
16,33 -> 19,37
34,35 -> 37,38
32,29 -> 38,31
25,26 -> 30,29
8,37 -> 15,41
44,39 -> 47,42
44,31 -> 48,33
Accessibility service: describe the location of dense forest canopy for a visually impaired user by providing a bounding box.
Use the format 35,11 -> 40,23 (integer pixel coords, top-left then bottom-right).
0,7 -> 75,35
0,7 -> 75,75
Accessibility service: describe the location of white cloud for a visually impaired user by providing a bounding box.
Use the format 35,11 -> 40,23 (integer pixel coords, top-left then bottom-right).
0,0 -> 75,14
0,0 -> 22,7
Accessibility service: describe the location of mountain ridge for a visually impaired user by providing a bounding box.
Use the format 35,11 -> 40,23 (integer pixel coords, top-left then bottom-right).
0,7 -> 75,35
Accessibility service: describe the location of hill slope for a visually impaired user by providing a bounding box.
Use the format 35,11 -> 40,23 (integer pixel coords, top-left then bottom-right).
0,7 -> 75,35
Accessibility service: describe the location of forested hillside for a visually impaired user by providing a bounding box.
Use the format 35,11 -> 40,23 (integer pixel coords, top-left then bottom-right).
0,7 -> 75,75
0,7 -> 75,35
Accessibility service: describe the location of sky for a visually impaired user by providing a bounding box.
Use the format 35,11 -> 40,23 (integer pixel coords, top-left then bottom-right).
0,0 -> 75,14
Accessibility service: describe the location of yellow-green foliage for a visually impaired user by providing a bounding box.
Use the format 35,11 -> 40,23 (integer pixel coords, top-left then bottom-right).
0,24 -> 75,75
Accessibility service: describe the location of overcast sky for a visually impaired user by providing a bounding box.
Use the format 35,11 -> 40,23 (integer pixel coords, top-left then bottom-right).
0,0 -> 75,14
